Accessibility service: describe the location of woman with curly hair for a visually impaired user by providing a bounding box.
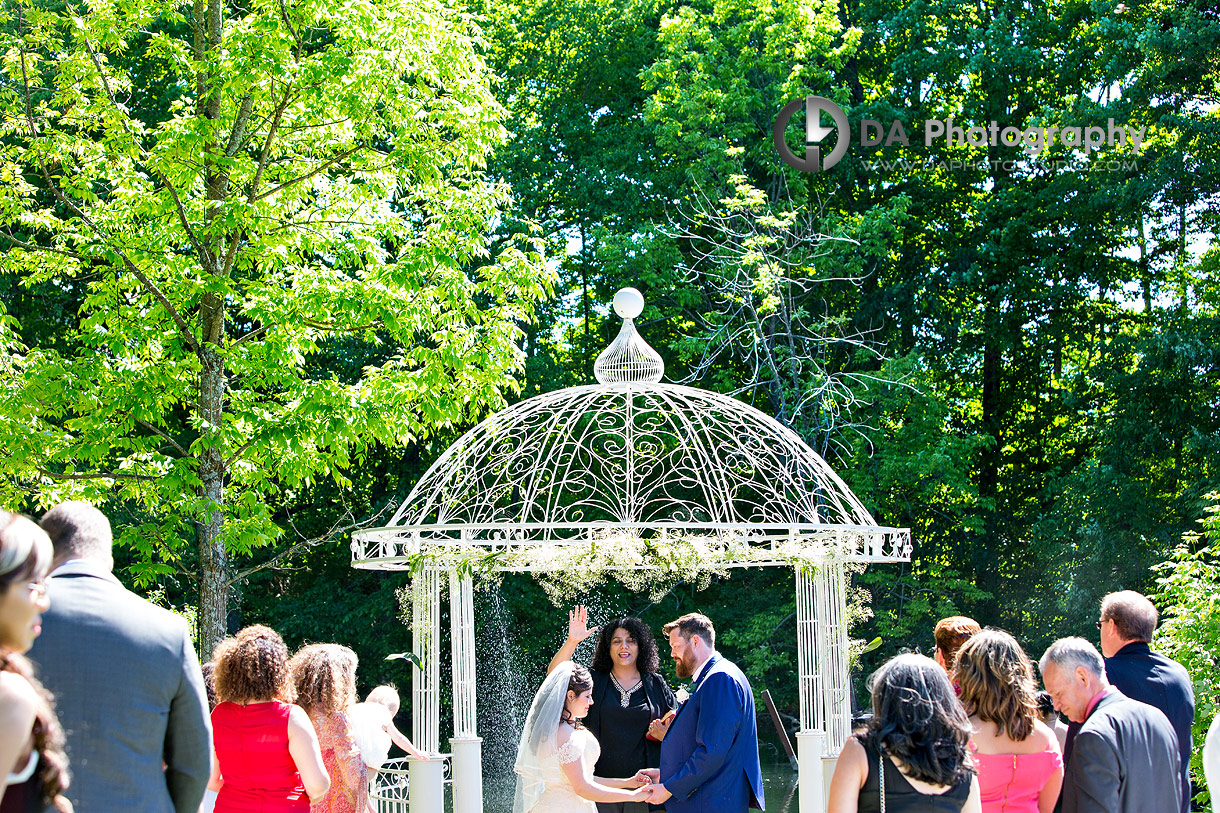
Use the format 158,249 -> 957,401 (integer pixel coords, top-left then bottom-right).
0,511 -> 70,813
954,631 -> 1063,813
209,625 -> 329,812
547,606 -> 676,813
290,644 -> 367,813
828,653 -> 981,812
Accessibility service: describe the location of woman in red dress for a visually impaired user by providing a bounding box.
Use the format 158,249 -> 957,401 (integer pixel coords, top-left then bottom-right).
290,644 -> 367,813
209,626 -> 330,812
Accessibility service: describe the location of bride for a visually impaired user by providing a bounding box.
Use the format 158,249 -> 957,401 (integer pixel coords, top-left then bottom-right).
514,662 -> 652,813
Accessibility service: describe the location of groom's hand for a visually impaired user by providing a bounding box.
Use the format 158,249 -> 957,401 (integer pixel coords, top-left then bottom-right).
634,768 -> 660,787
644,784 -> 672,803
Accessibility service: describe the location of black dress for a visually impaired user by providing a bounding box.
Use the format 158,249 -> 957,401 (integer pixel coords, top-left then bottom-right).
584,670 -> 676,812
1,754 -> 43,813
856,736 -> 973,813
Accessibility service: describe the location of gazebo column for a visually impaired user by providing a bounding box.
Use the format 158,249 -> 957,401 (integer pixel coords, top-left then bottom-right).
409,568 -> 444,813
449,569 -> 483,813
796,557 -> 851,812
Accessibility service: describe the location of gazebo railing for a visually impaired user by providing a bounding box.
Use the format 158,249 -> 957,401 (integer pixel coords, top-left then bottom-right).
370,756 -> 451,813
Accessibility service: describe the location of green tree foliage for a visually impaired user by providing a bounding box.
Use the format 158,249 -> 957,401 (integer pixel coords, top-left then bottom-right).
480,0 -> 1220,706
0,0 -> 550,652
1154,495 -> 1220,806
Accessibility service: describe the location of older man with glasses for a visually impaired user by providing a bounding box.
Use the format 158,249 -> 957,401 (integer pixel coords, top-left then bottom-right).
1041,637 -> 1180,813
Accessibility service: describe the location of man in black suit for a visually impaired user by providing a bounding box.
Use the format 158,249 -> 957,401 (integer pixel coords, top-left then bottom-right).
1041,637 -> 1180,813
1098,591 -> 1195,813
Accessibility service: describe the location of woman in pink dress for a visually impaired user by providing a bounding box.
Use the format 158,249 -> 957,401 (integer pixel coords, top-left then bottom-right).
954,630 -> 1063,813
290,644 -> 367,813
209,626 -> 330,812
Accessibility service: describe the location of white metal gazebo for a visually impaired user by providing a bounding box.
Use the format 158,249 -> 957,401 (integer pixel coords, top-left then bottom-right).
351,289 -> 911,813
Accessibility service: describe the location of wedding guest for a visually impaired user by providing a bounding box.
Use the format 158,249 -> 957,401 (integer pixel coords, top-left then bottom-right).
514,662 -> 652,812
31,501 -> 210,813
1040,637 -> 1179,813
209,626 -> 329,811
954,630 -> 1063,812
200,662 -> 218,813
1034,692 -> 1068,750
547,606 -> 676,813
827,653 -> 981,813
934,616 -> 981,675
1096,591 -> 1193,812
348,685 -> 429,770
1203,712 -> 1220,803
0,511 -> 70,812
291,644 -> 367,813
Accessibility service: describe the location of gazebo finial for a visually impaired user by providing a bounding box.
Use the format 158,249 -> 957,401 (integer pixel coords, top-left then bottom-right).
593,287 -> 665,385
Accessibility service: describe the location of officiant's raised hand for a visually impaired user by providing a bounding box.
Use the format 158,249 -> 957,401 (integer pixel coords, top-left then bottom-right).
566,605 -> 599,644
546,605 -> 601,675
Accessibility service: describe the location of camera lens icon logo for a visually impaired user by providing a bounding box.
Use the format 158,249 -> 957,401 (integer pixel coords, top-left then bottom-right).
773,96 -> 849,173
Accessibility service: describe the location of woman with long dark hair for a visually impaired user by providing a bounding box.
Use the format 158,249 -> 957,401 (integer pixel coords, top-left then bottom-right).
954,631 -> 1062,813
0,511 -> 70,812
828,653 -> 981,813
514,662 -> 651,813
547,606 -> 676,813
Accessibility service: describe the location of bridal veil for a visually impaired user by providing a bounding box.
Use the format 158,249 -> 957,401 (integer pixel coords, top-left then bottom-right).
513,661 -> 575,813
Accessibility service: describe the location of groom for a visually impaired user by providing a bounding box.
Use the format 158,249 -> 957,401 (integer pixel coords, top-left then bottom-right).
638,612 -> 764,811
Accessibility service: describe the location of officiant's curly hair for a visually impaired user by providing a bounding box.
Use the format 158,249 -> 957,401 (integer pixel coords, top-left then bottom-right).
591,617 -> 661,673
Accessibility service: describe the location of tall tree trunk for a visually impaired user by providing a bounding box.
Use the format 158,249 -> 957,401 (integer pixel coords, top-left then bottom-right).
197,332 -> 227,655
194,341 -> 230,657
194,0 -> 229,655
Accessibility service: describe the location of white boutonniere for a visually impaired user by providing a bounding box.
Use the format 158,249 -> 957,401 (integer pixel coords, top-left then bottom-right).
674,685 -> 691,704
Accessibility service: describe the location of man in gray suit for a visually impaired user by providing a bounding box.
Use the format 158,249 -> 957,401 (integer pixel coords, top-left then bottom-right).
28,502 -> 211,813
1041,637 -> 1180,813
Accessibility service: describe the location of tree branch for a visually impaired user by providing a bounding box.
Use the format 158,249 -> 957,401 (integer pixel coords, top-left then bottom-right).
135,419 -> 188,457
37,467 -> 158,482
247,86 -> 294,202
250,144 -> 364,203
227,502 -> 393,585
0,232 -> 84,260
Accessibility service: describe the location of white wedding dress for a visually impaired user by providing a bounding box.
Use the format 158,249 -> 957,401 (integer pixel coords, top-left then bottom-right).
529,725 -> 599,813
515,664 -> 602,813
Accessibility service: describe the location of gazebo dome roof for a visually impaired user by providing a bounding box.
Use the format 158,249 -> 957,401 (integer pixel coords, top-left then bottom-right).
389,381 -> 876,530
352,290 -> 909,569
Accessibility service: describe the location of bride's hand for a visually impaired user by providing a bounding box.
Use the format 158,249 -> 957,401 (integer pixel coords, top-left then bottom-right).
567,605 -> 598,644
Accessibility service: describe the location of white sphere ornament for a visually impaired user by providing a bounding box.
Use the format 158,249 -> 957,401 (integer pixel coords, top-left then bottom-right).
612,287 -> 645,320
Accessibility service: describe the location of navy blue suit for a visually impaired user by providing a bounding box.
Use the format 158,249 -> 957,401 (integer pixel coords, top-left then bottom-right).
1104,642 -> 1194,813
658,654 -> 765,812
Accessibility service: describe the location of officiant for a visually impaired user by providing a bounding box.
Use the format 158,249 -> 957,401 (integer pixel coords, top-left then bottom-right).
548,606 -> 678,813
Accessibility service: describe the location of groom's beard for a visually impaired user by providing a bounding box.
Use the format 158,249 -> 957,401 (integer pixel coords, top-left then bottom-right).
674,651 -> 697,679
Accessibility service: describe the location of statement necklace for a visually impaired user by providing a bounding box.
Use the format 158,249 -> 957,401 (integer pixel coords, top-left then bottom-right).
609,673 -> 642,707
